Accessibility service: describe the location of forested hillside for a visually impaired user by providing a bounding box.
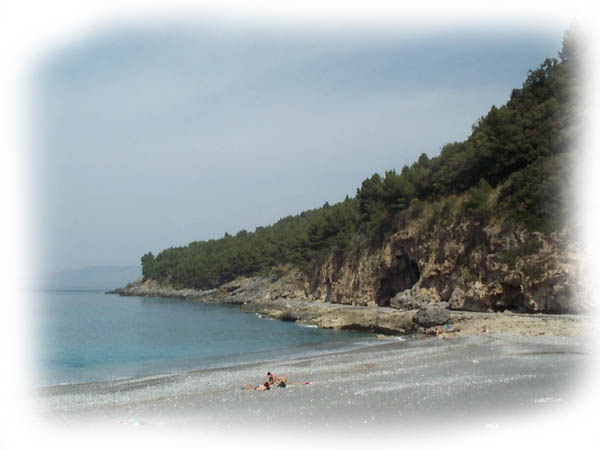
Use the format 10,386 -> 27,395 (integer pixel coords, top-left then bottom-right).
141,31 -> 579,291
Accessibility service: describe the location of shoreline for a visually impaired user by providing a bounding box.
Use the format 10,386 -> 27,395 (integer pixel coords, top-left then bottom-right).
37,335 -> 400,390
36,330 -> 386,389
36,304 -> 588,390
36,332 -> 591,429
107,281 -> 590,338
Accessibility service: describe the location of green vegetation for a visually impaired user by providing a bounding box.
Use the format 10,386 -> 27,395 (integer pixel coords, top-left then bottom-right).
499,236 -> 544,268
497,154 -> 570,233
142,31 -> 579,289
461,179 -> 494,224
522,262 -> 546,281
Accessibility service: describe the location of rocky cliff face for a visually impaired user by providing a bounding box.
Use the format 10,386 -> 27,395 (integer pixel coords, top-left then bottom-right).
264,213 -> 586,314
112,202 -> 586,318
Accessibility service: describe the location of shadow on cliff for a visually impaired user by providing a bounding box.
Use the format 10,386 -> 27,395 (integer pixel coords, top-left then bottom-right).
375,248 -> 420,306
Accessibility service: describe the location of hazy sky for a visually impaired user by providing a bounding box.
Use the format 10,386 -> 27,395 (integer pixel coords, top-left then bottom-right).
33,22 -> 565,272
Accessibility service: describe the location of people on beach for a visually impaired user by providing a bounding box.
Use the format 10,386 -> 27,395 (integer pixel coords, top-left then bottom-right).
244,371 -> 289,391
243,381 -> 270,391
265,371 -> 287,386
266,371 -> 277,385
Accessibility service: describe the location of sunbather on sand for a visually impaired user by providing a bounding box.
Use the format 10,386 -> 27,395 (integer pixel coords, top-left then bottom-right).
266,371 -> 288,385
243,372 -> 289,391
244,374 -> 289,390
270,372 -> 288,387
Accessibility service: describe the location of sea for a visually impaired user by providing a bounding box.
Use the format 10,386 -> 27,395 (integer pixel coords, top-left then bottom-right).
35,289 -> 379,387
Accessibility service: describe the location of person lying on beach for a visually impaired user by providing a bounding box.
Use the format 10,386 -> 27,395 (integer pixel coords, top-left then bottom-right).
243,382 -> 269,391
243,376 -> 290,390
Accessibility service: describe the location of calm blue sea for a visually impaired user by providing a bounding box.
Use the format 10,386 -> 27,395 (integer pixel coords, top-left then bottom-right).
35,290 -> 377,386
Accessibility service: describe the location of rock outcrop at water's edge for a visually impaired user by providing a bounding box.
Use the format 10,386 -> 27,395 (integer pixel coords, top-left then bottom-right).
108,277 -> 443,334
109,218 -> 586,335
108,277 -> 271,305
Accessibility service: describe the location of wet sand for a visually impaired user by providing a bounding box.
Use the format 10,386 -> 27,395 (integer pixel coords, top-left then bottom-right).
36,332 -> 591,432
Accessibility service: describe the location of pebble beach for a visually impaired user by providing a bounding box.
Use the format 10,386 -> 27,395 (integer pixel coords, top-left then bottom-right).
36,311 -> 591,433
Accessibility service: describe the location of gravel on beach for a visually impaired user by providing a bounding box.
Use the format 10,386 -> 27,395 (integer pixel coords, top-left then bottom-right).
36,329 -> 591,432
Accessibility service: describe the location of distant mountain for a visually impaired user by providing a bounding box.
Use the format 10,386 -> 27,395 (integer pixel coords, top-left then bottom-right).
41,265 -> 142,290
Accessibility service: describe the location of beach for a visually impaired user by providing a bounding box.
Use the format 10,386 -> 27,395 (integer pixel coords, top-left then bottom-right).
36,321 -> 591,432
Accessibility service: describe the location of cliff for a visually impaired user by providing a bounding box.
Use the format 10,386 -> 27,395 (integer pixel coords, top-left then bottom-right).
301,218 -> 584,314
110,192 -> 586,335
231,196 -> 586,315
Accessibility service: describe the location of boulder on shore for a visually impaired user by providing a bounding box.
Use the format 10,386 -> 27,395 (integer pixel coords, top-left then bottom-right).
414,303 -> 450,327
241,300 -> 417,334
390,286 -> 441,310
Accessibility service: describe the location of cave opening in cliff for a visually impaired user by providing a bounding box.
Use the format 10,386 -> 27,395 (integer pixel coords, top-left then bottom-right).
375,249 -> 420,306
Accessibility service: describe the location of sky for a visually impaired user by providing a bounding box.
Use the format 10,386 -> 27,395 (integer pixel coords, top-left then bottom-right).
32,22 -> 566,272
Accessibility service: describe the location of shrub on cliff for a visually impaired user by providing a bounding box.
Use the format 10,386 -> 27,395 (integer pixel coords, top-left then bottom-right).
497,154 -> 570,233
461,179 -> 494,224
